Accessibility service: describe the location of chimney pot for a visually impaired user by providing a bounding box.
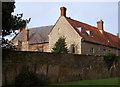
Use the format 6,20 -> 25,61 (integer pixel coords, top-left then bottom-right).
60,7 -> 67,17
97,20 -> 104,33
117,33 -> 119,37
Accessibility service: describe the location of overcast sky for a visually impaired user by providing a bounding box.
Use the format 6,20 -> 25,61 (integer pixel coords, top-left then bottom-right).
13,1 -> 118,35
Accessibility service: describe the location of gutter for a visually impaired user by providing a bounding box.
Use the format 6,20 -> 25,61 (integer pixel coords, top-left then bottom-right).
82,39 -> 120,50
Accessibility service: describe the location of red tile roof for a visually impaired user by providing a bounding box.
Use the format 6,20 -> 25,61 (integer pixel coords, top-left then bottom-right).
66,17 -> 120,49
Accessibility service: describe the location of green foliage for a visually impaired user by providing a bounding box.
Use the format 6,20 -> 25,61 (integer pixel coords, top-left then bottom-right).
15,69 -> 50,86
15,70 -> 38,86
103,51 -> 116,70
2,2 -> 31,37
2,2 -> 31,48
52,36 -> 68,53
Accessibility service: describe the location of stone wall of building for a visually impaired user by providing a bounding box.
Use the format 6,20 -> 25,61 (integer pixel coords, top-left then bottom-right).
49,16 -> 82,54
21,41 -> 29,51
11,40 -> 49,52
9,40 -> 22,51
2,50 -> 119,86
81,41 -> 120,56
29,43 -> 49,52
11,39 -> 120,56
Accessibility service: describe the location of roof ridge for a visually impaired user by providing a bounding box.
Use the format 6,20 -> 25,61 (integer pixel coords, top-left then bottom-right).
104,31 -> 119,39
67,17 -> 119,38
29,25 -> 53,30
66,17 -> 97,29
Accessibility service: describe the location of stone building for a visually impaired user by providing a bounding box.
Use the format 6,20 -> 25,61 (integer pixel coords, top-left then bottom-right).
10,7 -> 120,56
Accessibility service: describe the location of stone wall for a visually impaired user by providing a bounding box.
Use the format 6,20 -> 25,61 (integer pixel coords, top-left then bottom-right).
10,40 -> 49,52
49,16 -> 82,54
2,50 -> 119,86
81,41 -> 120,56
29,43 -> 49,52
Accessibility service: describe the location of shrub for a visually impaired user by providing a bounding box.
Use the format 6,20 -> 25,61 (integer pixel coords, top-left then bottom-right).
15,70 -> 38,86
15,70 -> 50,86
52,36 -> 68,53
103,51 -> 116,70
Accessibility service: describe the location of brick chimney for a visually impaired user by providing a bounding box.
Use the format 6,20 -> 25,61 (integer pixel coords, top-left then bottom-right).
18,26 -> 26,33
60,7 -> 67,17
97,20 -> 104,33
24,27 -> 29,41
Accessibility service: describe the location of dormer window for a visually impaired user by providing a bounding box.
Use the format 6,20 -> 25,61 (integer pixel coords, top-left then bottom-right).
86,30 -> 93,36
77,27 -> 85,34
77,27 -> 82,32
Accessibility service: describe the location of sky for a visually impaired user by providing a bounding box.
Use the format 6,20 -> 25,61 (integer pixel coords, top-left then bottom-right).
13,1 -> 118,35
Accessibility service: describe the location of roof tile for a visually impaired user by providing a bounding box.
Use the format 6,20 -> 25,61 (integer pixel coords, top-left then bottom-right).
66,17 -> 120,49
13,25 -> 53,44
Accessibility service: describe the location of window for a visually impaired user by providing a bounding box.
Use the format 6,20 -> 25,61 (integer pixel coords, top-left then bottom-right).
90,48 -> 94,53
71,44 -> 76,53
77,27 -> 85,34
72,46 -> 75,53
103,49 -> 106,52
86,31 -> 93,36
77,27 -> 82,32
58,28 -> 61,34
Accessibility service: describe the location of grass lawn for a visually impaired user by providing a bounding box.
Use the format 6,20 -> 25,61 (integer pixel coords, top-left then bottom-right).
50,77 -> 119,85
35,77 -> 119,87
